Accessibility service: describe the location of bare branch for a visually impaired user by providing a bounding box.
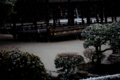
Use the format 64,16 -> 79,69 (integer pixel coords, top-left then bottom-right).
100,48 -> 112,53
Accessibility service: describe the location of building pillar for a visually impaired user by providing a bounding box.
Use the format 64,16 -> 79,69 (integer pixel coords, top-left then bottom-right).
71,4 -> 74,25
100,6 -> 104,23
104,0 -> 107,23
87,0 -> 90,24
46,0 -> 50,41
11,13 -> 17,40
67,0 -> 70,26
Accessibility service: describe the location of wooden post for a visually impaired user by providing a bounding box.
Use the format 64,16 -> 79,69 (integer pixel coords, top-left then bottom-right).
102,7 -> 104,23
53,17 -> 56,29
68,0 -> 70,26
71,4 -> 74,25
100,5 -> 104,24
53,5 -> 56,29
46,0 -> 50,41
111,0 -> 114,22
87,0 -> 90,24
81,4 -> 84,24
33,18 -> 37,29
46,1 -> 49,27
96,13 -> 99,23
105,0 -> 107,23
12,14 -> 17,40
114,0 -> 117,21
105,12 -> 107,23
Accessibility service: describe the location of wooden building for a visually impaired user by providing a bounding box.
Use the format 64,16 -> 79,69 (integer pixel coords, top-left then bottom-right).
1,0 -> 120,41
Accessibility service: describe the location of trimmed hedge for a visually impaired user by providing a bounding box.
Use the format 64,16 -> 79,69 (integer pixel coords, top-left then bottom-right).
54,53 -> 84,70
54,53 -> 84,80
0,50 -> 48,80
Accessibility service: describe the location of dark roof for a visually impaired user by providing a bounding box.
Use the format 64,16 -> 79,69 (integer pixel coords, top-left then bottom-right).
49,0 -> 105,2
49,0 -> 68,2
71,0 -> 88,2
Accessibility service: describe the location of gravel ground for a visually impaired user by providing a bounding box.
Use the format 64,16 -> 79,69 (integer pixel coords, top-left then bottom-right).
0,34 -> 112,76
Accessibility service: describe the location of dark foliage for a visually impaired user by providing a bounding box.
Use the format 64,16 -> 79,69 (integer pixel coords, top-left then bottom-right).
0,2 -> 12,27
0,50 -> 48,80
14,0 -> 46,23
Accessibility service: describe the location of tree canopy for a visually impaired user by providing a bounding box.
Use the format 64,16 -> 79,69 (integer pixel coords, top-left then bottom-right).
0,2 -> 13,27
14,0 -> 46,22
81,21 -> 120,64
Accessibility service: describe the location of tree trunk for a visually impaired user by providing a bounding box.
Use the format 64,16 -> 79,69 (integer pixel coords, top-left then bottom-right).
105,0 -> 107,23
96,46 -> 101,64
100,7 -> 104,24
71,7 -> 74,25
105,13 -> 107,23
96,14 -> 99,23
12,14 -> 17,40
87,0 -> 90,24
81,6 -> 84,24
46,0 -> 50,41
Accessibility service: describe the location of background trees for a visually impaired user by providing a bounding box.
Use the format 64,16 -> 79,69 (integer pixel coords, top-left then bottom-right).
0,2 -> 13,27
0,0 -> 46,28
14,0 -> 46,23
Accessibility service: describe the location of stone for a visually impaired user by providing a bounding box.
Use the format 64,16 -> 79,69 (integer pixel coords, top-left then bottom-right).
73,75 -> 82,80
76,71 -> 88,78
101,59 -> 112,64
101,54 -> 120,64
100,54 -> 120,74
49,75 -> 59,80
107,54 -> 120,63
88,73 -> 101,77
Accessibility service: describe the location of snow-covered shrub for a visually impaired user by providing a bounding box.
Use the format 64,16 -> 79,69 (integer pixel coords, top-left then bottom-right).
83,48 -> 96,62
81,24 -> 102,38
54,53 -> 84,71
0,50 -> 48,80
82,21 -> 120,64
54,53 -> 84,80
83,48 -> 105,63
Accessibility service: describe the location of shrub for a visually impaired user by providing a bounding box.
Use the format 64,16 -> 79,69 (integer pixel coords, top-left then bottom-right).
0,50 -> 48,80
82,21 -> 120,64
54,53 -> 84,80
83,48 -> 106,63
82,22 -> 118,64
83,48 -> 96,62
54,53 -> 84,71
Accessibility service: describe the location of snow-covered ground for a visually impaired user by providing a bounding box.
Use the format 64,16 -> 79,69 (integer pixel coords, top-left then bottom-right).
0,34 -> 112,76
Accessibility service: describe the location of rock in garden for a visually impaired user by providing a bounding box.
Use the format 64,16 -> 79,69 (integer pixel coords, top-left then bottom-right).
108,54 -> 120,63
76,71 -> 88,78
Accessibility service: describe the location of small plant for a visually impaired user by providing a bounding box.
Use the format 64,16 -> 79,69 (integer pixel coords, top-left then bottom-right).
84,48 -> 106,64
92,52 -> 106,63
83,48 -> 96,62
54,53 -> 84,80
0,50 -> 48,80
